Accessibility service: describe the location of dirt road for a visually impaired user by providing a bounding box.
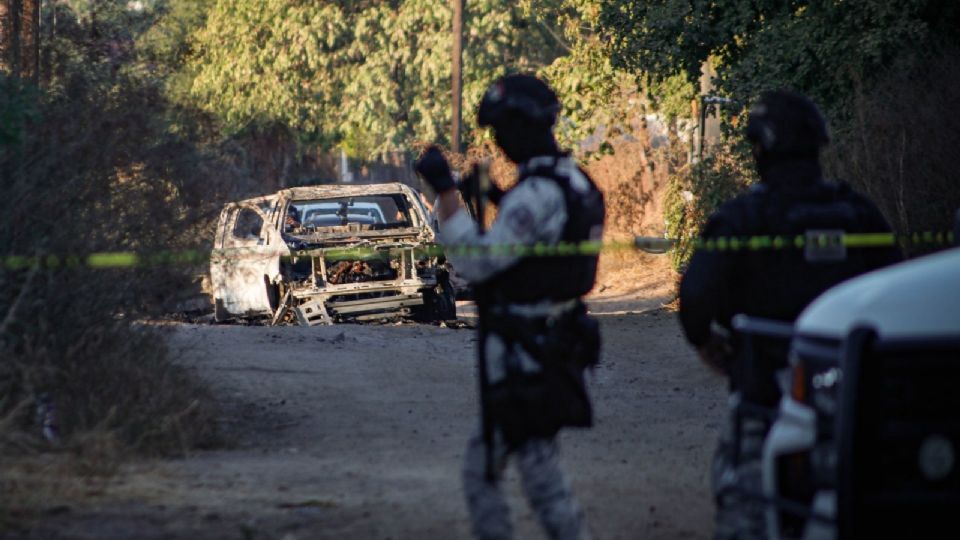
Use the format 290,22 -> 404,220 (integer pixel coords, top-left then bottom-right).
11,286 -> 727,540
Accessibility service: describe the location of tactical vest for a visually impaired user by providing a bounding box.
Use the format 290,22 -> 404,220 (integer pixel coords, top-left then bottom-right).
735,180 -> 880,321
482,158 -> 605,303
729,180 -> 890,405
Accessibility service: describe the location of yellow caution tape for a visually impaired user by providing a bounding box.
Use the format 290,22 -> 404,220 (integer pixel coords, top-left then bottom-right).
1,231 -> 953,269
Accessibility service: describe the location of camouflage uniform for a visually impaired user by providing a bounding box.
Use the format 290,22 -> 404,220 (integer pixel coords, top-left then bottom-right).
712,394 -> 767,540
440,156 -> 591,540
462,413 -> 585,540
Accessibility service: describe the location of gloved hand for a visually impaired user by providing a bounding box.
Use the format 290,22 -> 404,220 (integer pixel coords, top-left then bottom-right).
414,146 -> 456,193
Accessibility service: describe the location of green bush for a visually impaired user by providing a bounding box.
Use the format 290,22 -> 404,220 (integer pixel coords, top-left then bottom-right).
664,144 -> 756,271
1,4 -> 223,466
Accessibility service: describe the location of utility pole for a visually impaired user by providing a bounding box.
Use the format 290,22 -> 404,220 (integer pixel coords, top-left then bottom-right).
451,0 -> 463,153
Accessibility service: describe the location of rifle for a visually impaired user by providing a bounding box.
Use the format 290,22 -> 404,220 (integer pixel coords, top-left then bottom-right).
465,161 -> 497,482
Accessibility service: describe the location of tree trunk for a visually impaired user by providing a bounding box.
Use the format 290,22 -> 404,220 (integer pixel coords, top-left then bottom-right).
0,1 -> 8,73
1,0 -> 23,77
20,0 -> 37,83
11,0 -> 21,78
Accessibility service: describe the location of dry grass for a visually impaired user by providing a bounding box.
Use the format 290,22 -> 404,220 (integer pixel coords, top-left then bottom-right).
444,129 -> 679,295
586,134 -> 667,238
0,429 -> 125,531
586,131 -> 678,293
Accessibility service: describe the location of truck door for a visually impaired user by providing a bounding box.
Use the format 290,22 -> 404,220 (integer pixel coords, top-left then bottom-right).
210,197 -> 281,317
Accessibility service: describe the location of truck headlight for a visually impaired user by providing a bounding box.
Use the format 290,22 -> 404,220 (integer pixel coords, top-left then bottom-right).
810,366 -> 841,417
790,358 -> 842,418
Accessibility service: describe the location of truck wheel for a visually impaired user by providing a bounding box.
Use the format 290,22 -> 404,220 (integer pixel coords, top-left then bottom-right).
416,275 -> 457,322
264,275 -> 281,311
433,275 -> 457,321
214,297 -> 229,323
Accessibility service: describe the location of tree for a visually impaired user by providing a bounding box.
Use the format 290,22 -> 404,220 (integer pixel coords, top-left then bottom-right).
518,0 -> 641,152
137,0 -> 215,97
1,0 -> 22,77
0,2 -> 10,73
602,0 -> 960,263
0,0 -> 48,82
20,0 -> 37,81
599,0 -> 960,122
182,0 -> 569,158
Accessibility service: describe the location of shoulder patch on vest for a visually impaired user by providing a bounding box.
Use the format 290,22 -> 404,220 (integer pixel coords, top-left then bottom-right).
505,206 -> 535,234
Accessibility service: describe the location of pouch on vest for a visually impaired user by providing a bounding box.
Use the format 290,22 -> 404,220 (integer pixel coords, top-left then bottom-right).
482,160 -> 605,302
484,306 -> 599,447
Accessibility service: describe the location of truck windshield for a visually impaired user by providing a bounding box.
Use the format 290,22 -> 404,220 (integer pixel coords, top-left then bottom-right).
284,194 -> 415,233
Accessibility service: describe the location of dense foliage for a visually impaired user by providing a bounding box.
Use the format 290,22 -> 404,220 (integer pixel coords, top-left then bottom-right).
1,1 -> 220,466
600,0 -> 960,120
137,0 -> 645,159
601,0 -> 960,268
179,1 -> 557,157
663,145 -> 756,270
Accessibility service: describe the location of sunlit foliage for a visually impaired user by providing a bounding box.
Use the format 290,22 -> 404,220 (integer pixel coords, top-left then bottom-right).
181,1 -> 567,157
599,0 -> 960,120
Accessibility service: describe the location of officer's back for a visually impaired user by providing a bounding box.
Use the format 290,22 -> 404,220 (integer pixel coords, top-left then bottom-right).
679,90 -> 901,404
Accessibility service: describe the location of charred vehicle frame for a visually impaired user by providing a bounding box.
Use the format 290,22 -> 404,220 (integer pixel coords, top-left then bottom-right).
210,183 -> 456,325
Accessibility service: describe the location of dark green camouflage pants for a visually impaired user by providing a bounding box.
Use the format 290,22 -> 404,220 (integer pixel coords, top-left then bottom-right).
712,395 -> 769,540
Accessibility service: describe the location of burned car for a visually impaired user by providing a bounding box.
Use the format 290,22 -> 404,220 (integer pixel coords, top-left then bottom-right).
210,183 -> 456,325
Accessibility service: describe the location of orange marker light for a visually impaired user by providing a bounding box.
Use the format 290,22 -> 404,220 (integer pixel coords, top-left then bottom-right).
791,362 -> 806,402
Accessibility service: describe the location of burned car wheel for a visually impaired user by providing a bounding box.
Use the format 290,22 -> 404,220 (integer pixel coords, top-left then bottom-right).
415,274 -> 457,322
213,297 -> 229,323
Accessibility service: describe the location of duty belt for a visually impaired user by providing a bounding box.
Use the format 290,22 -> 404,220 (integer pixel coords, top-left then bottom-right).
488,297 -> 581,320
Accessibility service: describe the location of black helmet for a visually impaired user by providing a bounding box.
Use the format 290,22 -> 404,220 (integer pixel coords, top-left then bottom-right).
745,90 -> 829,159
477,74 -> 560,128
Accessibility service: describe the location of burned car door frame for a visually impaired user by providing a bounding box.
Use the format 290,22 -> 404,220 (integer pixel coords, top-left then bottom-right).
211,195 -> 281,321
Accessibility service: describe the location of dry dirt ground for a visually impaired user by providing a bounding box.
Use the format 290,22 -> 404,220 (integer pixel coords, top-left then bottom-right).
5,257 -> 727,540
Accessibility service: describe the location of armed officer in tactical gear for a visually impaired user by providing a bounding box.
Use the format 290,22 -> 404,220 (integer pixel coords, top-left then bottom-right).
415,74 -> 603,540
678,90 -> 901,540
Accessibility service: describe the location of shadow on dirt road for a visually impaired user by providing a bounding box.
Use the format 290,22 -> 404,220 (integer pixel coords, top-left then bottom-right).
8,307 -> 725,540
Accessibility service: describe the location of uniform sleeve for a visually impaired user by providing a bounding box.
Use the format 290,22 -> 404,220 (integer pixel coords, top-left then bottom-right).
438,178 -> 567,284
678,210 -> 740,347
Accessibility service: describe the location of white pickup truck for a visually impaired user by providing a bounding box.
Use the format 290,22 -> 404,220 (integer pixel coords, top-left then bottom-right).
760,246 -> 960,539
